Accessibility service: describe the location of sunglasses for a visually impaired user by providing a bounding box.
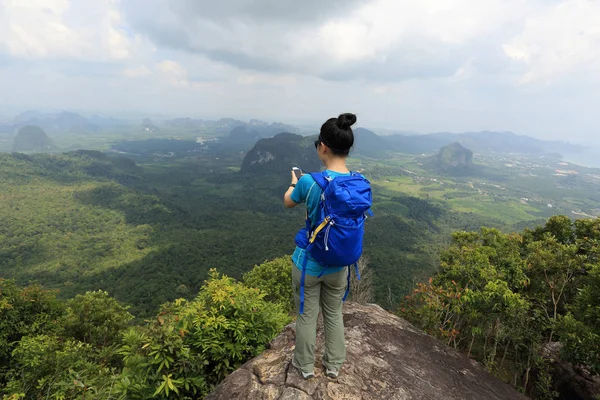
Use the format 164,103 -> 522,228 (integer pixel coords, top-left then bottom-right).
314,139 -> 321,149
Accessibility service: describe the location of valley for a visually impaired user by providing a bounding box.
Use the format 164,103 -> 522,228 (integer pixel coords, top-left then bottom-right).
1,113 -> 599,318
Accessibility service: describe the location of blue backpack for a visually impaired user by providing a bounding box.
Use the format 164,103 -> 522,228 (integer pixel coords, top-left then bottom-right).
294,171 -> 373,314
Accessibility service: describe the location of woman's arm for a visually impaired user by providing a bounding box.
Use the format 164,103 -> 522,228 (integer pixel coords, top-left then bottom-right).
284,170 -> 300,208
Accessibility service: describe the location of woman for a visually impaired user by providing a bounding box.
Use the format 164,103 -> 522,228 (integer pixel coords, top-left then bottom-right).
283,113 -> 357,379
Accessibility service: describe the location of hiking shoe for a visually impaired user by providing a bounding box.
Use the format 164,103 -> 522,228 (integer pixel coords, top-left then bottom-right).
291,357 -> 315,380
322,360 -> 339,378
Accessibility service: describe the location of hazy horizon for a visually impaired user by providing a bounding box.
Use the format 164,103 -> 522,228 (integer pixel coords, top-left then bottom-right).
1,0 -> 600,144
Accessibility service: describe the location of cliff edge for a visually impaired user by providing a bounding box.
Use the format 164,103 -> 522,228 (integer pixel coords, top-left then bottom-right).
206,303 -> 528,400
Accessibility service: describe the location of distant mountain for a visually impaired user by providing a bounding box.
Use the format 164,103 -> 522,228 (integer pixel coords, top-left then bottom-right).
89,115 -> 122,127
110,138 -> 205,159
215,118 -> 248,132
10,111 -> 102,134
13,110 -> 46,124
385,131 -> 584,155
160,117 -> 299,137
161,118 -> 205,132
253,121 -> 300,137
54,111 -> 92,130
223,120 -> 299,139
385,134 -> 452,154
140,118 -> 159,134
429,142 -> 474,171
212,122 -> 300,156
352,128 -> 391,158
228,126 -> 262,143
12,125 -> 55,152
240,132 -> 320,174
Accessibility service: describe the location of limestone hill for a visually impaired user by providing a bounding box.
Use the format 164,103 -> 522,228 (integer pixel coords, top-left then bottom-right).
12,125 -> 55,152
241,132 -> 321,174
140,118 -> 159,133
425,142 -> 474,175
207,303 -> 528,400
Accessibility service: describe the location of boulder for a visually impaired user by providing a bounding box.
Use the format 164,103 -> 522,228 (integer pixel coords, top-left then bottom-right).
542,342 -> 600,400
207,303 -> 528,400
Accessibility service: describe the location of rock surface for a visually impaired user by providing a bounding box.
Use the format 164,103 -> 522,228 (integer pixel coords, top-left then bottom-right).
206,303 -> 528,400
542,342 -> 600,400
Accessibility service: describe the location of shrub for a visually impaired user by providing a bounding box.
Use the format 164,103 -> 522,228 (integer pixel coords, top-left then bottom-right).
60,290 -> 134,348
119,269 -> 291,398
243,256 -> 294,313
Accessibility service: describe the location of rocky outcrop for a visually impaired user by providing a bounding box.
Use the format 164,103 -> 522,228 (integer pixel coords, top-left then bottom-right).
552,362 -> 600,400
140,118 -> 159,133
542,342 -> 600,400
436,142 -> 473,168
240,132 -> 321,174
206,303 -> 528,400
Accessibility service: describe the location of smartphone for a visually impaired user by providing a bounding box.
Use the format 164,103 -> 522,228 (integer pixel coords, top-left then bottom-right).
292,167 -> 303,180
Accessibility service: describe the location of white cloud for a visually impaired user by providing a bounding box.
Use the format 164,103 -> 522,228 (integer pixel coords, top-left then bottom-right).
121,60 -> 191,86
0,0 -> 135,61
236,72 -> 296,86
304,0 -> 529,63
503,0 -> 600,84
155,60 -> 189,87
1,0 -> 600,143
122,66 -> 151,78
123,0 -> 544,81
153,59 -> 223,90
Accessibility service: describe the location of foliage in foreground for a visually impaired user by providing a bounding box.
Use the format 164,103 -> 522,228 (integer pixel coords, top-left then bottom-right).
401,216 -> 600,399
1,264 -> 291,399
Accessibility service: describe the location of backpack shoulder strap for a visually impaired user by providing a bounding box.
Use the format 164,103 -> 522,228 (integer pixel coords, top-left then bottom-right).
309,171 -> 331,191
350,171 -> 370,182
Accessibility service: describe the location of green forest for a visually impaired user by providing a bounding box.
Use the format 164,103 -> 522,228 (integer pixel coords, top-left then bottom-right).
1,147 -> 600,399
0,150 -> 462,316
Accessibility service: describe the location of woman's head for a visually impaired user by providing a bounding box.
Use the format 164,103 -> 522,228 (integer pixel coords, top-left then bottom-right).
315,113 -> 357,158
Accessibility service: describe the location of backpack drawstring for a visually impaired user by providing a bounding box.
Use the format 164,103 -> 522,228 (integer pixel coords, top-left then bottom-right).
324,221 -> 334,251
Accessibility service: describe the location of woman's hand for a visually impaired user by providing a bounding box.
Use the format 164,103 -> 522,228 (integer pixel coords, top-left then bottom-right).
291,170 -> 300,185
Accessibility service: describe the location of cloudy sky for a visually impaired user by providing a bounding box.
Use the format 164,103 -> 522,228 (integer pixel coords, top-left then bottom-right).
1,0 -> 599,142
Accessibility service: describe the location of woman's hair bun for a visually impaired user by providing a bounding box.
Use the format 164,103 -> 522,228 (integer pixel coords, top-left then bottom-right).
336,113 -> 357,130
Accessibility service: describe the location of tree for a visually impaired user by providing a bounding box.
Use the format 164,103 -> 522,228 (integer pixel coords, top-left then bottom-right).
525,235 -> 583,342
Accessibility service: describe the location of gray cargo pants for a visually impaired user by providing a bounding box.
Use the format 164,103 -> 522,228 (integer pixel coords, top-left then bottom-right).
292,266 -> 347,374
